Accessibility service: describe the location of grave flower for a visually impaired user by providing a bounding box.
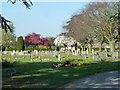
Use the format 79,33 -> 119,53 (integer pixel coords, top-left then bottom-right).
75,64 -> 77,66
52,66 -> 56,68
65,64 -> 68,67
55,63 -> 58,65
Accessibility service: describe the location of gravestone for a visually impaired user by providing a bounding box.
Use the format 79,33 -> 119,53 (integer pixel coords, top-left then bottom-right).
58,54 -> 61,61
105,48 -> 107,52
35,50 -> 38,54
77,49 -> 80,54
95,51 -> 97,54
98,54 -> 101,61
84,51 -> 85,54
75,50 -> 77,56
95,55 -> 98,60
87,49 -> 89,54
84,54 -> 87,58
3,51 -> 7,55
92,55 -> 95,60
115,52 -> 118,58
112,52 -> 115,59
11,50 -> 16,55
92,49 -> 94,54
88,53 -> 91,59
21,50 -> 23,52
81,50 -> 83,55
15,51 -> 19,55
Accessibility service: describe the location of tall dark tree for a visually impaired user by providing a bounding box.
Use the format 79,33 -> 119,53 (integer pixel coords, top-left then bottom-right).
16,36 -> 24,51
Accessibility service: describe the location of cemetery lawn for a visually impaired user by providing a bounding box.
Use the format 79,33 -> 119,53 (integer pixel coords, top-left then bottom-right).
2,55 -> 120,88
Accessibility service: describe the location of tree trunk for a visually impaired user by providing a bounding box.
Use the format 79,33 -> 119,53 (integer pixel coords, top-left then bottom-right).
81,46 -> 84,55
88,43 -> 92,53
109,40 -> 115,53
0,45 -> 2,61
99,42 -> 102,52
57,46 -> 59,51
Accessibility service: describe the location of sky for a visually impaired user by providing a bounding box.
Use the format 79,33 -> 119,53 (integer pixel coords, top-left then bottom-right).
1,2 -> 90,38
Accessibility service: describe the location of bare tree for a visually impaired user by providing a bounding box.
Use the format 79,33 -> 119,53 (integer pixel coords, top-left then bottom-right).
63,2 -> 119,53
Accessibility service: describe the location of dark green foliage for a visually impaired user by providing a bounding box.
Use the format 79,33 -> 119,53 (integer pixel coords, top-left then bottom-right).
16,36 -> 24,51
2,61 -> 11,67
6,47 -> 17,51
92,48 -> 119,51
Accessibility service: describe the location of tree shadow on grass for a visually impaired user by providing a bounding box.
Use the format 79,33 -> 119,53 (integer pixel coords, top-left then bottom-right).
2,60 -> 120,88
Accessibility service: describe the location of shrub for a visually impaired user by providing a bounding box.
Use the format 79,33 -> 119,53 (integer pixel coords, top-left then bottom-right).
92,48 -> 99,51
6,47 -> 17,51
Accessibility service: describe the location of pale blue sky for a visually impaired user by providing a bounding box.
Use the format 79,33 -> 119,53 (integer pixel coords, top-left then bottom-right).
2,2 -> 90,38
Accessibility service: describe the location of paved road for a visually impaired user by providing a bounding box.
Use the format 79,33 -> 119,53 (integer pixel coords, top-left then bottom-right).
59,71 -> 120,88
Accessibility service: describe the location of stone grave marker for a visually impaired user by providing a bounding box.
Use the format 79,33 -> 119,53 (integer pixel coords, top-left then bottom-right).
92,55 -> 95,60
92,49 -> 94,54
58,54 -> 61,61
87,49 -> 89,54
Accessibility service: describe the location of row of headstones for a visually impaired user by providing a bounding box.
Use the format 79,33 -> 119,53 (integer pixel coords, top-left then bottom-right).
34,50 -> 59,57
3,50 -> 30,55
2,50 -> 59,56
83,51 -> 118,60
66,48 -> 118,57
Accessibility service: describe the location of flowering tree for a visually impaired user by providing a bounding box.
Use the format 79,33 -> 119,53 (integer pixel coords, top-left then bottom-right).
43,42 -> 49,46
40,38 -> 49,46
24,33 -> 41,46
24,33 -> 49,47
54,35 -> 79,49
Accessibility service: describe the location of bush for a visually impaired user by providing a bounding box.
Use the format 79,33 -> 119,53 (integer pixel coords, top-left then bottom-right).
92,48 -> 99,51
115,48 -> 119,51
25,47 -> 34,51
6,47 -> 17,51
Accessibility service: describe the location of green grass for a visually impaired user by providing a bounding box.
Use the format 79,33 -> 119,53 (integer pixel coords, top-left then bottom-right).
2,54 -> 120,88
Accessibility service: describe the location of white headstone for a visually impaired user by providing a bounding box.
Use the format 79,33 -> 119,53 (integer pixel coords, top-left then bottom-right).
116,52 -> 118,58
92,49 -> 94,54
58,54 -> 61,61
84,50 -> 85,54
87,49 -> 89,54
75,50 -> 77,56
4,51 -> 7,55
105,48 -> 107,52
92,55 -> 95,60
77,49 -> 80,54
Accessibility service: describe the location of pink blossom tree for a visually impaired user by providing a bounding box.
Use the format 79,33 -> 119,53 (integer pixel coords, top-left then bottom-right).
40,38 -> 49,46
24,33 -> 49,47
24,33 -> 41,47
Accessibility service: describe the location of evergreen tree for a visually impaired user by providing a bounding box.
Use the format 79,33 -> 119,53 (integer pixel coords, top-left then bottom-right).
17,36 -> 24,51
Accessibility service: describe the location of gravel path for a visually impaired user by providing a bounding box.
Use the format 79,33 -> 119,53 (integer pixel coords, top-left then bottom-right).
59,71 -> 120,88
